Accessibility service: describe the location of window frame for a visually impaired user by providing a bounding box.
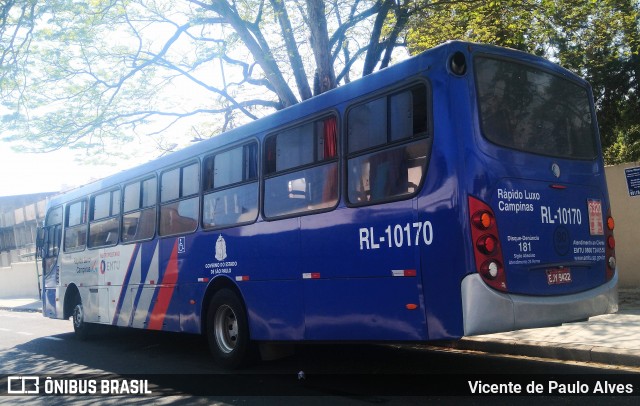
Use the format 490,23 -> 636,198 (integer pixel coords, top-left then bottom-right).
159,160 -> 200,237
202,139 -> 260,231
262,112 -> 340,220
121,175 -> 158,244
88,188 -> 121,249
63,198 -> 88,253
345,80 -> 432,208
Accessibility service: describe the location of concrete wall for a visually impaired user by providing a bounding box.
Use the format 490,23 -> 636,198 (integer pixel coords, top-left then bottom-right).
0,262 -> 40,299
606,163 -> 640,288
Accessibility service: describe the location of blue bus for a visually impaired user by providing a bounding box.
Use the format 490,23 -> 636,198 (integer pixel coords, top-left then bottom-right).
37,41 -> 618,369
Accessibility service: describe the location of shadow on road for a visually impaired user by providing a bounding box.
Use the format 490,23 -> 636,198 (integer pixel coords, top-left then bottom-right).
4,325 -> 637,399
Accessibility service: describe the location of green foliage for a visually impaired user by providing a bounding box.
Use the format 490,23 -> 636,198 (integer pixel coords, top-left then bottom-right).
406,0 -> 548,55
2,0 -> 156,156
604,126 -> 640,165
1,0 -> 39,98
407,0 -> 640,165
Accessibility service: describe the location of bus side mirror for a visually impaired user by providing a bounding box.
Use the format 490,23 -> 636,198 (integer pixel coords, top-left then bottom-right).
36,227 -> 45,251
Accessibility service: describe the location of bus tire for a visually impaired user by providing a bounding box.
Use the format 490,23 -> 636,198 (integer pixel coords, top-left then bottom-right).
206,289 -> 253,369
71,296 -> 92,340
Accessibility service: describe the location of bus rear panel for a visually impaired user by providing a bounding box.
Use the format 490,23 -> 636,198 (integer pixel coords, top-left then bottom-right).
459,46 -> 617,336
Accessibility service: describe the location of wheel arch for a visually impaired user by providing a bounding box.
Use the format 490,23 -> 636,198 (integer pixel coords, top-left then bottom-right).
200,276 -> 246,335
63,283 -> 81,319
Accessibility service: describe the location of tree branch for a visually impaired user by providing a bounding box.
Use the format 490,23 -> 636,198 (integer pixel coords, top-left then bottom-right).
362,0 -> 392,76
270,0 -> 312,100
196,0 -> 299,107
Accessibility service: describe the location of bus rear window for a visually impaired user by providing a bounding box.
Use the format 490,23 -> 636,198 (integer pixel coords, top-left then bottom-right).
475,56 -> 597,159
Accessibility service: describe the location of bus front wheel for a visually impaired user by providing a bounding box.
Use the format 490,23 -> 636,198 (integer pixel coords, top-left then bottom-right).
71,297 -> 92,340
206,289 -> 253,369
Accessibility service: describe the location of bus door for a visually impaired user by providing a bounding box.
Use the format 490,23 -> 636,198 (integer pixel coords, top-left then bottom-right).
38,206 -> 63,318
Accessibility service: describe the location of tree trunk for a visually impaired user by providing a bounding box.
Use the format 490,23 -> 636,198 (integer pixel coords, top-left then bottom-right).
306,0 -> 336,95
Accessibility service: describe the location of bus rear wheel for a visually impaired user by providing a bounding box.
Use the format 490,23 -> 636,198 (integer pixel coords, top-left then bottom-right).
206,289 -> 253,369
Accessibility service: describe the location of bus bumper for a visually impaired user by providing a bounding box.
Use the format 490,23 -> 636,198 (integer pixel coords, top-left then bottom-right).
461,272 -> 618,336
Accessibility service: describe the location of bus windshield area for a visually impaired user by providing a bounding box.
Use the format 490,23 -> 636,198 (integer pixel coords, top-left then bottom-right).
475,56 -> 597,160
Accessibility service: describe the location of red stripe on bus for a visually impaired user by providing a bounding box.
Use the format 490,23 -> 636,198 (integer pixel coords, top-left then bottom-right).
147,241 -> 179,330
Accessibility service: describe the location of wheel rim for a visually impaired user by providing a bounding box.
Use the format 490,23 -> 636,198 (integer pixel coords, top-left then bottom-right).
73,304 -> 84,329
214,304 -> 238,354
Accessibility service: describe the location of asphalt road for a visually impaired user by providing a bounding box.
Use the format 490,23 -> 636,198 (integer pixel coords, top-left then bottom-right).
1,310 -> 639,405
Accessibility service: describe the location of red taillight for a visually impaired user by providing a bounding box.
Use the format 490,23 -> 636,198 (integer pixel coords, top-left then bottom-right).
469,196 -> 507,291
476,234 -> 498,255
607,235 -> 616,249
605,212 -> 616,281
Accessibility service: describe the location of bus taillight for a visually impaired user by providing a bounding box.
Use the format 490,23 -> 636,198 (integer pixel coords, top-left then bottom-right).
607,216 -> 615,231
476,234 -> 498,255
469,196 -> 507,291
605,212 -> 616,281
472,210 -> 493,230
607,235 -> 616,249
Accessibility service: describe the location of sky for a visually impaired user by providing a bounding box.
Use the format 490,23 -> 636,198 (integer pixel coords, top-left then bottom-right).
0,142 -> 145,197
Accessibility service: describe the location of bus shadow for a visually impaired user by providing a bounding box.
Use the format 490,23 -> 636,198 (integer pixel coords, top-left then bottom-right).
6,330 -> 457,398
7,327 -> 624,398
9,325 -> 460,375
12,325 -> 619,375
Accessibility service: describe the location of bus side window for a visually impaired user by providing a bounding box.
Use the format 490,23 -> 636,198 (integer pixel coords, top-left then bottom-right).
202,142 -> 259,230
263,116 -> 338,218
160,162 -> 199,236
122,176 -> 157,243
64,199 -> 88,252
347,84 -> 430,205
348,98 -> 386,153
89,189 -> 120,248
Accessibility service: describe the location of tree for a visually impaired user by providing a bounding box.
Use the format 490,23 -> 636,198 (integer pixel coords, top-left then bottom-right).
0,0 -> 38,99
406,0 -> 547,55
1,0 -> 431,157
406,0 -> 640,164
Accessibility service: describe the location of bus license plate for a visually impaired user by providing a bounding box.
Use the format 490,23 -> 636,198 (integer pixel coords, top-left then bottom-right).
546,268 -> 572,285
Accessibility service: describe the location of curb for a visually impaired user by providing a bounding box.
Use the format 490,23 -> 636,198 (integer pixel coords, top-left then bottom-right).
0,306 -> 42,313
433,337 -> 640,368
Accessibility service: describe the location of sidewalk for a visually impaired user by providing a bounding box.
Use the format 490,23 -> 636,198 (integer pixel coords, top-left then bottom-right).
0,297 -> 42,312
1,290 -> 639,368
432,287 -> 640,368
